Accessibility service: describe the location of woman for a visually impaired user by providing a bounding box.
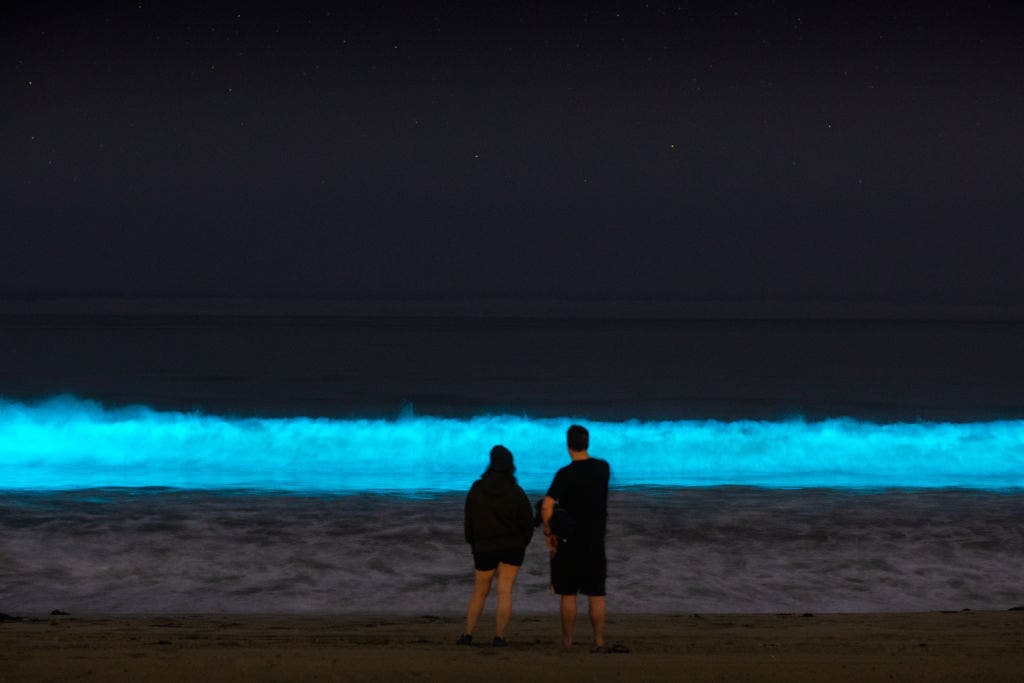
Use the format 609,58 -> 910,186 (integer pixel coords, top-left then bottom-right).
457,444 -> 534,647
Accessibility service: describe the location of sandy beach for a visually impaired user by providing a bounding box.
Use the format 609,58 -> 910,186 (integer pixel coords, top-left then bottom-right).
2,610 -> 1022,681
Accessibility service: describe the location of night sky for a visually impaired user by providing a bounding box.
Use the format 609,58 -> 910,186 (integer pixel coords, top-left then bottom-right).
4,2 -> 1023,305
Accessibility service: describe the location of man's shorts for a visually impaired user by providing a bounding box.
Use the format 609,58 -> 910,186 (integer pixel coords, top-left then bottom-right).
550,542 -> 606,596
473,547 -> 525,572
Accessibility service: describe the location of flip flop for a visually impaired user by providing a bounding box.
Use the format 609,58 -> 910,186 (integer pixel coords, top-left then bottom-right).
592,643 -> 630,654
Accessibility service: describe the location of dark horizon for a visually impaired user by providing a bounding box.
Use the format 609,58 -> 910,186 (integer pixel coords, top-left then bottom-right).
5,294 -> 1024,322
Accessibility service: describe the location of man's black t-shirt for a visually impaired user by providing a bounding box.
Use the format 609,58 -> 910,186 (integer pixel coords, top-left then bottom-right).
545,457 -> 610,544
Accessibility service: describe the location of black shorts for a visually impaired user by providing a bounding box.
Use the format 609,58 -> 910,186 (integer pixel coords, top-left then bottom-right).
473,547 -> 525,572
550,542 -> 606,596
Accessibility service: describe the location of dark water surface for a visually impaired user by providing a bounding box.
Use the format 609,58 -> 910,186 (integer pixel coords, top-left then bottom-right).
3,315 -> 1024,420
1,487 -> 1021,614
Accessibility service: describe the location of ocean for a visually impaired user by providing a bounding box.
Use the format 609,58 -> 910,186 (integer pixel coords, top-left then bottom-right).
1,313 -> 1023,614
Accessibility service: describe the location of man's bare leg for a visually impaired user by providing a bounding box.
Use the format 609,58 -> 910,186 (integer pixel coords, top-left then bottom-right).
494,562 -> 519,639
559,594 -> 577,649
588,596 -> 606,648
465,569 -> 494,636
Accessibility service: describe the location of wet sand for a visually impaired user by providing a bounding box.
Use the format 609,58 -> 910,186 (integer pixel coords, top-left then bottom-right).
2,611 -> 1023,681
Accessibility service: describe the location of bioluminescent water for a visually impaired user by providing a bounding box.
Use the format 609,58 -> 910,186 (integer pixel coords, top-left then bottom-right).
3,395 -> 1023,615
2,396 -> 1023,491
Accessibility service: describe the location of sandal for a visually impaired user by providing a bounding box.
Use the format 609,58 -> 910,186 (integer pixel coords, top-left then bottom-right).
592,643 -> 630,654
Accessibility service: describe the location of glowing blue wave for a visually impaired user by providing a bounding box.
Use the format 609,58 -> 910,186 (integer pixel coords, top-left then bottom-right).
2,396 -> 1023,491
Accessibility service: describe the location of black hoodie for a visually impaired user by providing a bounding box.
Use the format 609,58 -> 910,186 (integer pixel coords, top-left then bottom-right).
463,471 -> 535,554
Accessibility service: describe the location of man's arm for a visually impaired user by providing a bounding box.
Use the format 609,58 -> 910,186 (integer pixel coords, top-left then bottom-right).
540,496 -> 557,555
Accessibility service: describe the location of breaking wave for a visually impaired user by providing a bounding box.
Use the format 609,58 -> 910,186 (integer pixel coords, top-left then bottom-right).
3,396 -> 1023,491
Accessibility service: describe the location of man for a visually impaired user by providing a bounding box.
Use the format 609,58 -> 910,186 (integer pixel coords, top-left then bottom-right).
540,424 -> 610,651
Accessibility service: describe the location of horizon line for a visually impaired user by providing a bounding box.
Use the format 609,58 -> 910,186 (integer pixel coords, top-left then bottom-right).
3,297 -> 1024,322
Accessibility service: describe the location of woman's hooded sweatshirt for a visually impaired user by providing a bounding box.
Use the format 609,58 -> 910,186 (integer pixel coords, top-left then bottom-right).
464,470 -> 534,554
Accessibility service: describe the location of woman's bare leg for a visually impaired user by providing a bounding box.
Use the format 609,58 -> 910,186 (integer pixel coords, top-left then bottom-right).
494,562 -> 520,639
465,569 -> 494,636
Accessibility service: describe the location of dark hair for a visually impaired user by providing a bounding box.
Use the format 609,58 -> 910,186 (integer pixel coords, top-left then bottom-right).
485,444 -> 516,476
567,424 -> 589,452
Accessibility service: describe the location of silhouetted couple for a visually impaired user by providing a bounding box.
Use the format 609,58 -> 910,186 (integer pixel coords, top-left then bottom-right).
458,425 -> 611,651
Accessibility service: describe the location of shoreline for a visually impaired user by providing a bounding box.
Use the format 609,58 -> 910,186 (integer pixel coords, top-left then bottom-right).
3,611 -> 1023,681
